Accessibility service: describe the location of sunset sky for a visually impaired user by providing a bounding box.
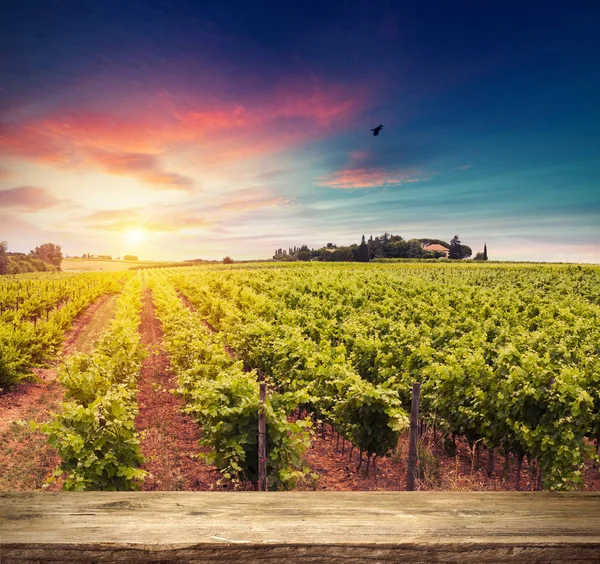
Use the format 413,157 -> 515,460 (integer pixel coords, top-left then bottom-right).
1,0 -> 599,262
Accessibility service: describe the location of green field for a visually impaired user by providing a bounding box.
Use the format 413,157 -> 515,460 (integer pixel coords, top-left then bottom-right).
2,261 -> 600,491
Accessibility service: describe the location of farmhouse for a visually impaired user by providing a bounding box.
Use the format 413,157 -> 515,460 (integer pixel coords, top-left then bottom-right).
422,243 -> 448,257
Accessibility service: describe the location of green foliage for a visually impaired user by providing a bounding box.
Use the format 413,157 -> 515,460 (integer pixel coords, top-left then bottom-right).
448,235 -> 463,259
30,243 -> 63,269
0,272 -> 126,390
158,260 -> 600,490
150,274 -> 311,489
41,275 -> 146,490
334,378 -> 407,457
0,241 -> 8,275
43,388 -> 146,490
169,269 -> 409,463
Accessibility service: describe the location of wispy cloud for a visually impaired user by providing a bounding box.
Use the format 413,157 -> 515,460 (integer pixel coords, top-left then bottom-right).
0,80 -> 370,190
317,148 -> 432,189
217,186 -> 292,213
87,151 -> 194,189
0,186 -> 69,211
81,185 -> 291,235
317,168 -> 429,189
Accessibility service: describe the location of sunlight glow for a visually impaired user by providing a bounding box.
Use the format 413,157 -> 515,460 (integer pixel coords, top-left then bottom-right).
125,228 -> 146,244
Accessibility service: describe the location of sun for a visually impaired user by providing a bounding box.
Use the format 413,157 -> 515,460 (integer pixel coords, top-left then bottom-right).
125,228 -> 145,244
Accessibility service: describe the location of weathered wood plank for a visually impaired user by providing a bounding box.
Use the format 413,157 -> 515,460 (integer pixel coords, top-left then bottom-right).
1,492 -> 600,563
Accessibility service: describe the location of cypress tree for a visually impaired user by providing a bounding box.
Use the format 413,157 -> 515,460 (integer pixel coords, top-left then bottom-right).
483,243 -> 488,260
357,235 -> 370,262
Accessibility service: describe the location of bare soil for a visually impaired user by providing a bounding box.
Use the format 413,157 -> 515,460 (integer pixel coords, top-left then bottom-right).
300,424 -> 600,492
136,289 -> 221,490
0,293 -> 119,490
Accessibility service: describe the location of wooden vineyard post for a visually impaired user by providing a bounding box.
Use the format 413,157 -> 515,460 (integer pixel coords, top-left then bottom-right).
258,382 -> 267,492
406,382 -> 421,491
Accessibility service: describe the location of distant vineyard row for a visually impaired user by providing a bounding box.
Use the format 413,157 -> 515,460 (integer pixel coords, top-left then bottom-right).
0,272 -> 128,389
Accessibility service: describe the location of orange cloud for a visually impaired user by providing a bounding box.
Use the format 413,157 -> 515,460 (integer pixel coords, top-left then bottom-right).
317,168 -> 428,189
0,80 -> 370,185
87,151 -> 193,189
0,186 -> 68,210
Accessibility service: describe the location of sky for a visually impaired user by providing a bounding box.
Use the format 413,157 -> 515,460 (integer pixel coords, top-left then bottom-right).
1,0 -> 599,262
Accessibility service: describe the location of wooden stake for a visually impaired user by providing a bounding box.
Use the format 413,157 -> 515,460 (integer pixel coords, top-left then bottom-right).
487,448 -> 495,477
258,383 -> 267,492
515,454 -> 523,491
406,382 -> 420,491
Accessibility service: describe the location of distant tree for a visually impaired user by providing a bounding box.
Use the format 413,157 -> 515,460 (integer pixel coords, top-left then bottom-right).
460,245 -> 472,259
124,255 -> 138,261
385,240 -> 409,258
223,256 -> 234,264
30,243 -> 63,269
406,239 -> 423,258
356,235 -> 370,262
326,242 -> 336,248
295,250 -> 311,261
448,235 -> 463,259
483,243 -> 488,260
473,252 -> 485,261
0,241 -> 8,275
320,247 -> 353,262
368,236 -> 384,258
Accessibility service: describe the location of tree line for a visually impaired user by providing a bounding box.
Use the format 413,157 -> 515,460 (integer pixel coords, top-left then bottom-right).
0,242 -> 63,275
273,234 -> 487,262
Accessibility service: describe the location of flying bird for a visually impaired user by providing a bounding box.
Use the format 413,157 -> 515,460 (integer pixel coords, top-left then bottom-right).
371,125 -> 383,136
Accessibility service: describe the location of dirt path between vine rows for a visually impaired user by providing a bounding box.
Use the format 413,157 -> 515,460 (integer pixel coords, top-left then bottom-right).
136,288 -> 220,490
0,292 -> 119,490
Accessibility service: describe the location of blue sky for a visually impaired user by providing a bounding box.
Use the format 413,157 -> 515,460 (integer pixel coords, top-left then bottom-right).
0,0 -> 598,261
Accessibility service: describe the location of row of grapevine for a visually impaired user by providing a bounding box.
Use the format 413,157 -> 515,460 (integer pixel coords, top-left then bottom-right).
168,269 -> 409,469
0,273 -> 120,324
41,275 -> 146,490
166,262 -> 600,489
148,272 -> 311,489
0,272 -> 127,389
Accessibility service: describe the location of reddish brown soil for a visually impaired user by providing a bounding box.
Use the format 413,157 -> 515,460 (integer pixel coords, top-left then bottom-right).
136,289 -> 221,490
0,292 -> 119,490
300,424 -> 600,491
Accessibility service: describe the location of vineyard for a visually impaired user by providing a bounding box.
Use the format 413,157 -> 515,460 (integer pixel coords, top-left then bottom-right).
0,272 -> 127,390
1,262 -> 599,491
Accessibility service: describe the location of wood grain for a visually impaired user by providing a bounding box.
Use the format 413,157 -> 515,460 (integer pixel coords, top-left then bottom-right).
2,492 -> 600,562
